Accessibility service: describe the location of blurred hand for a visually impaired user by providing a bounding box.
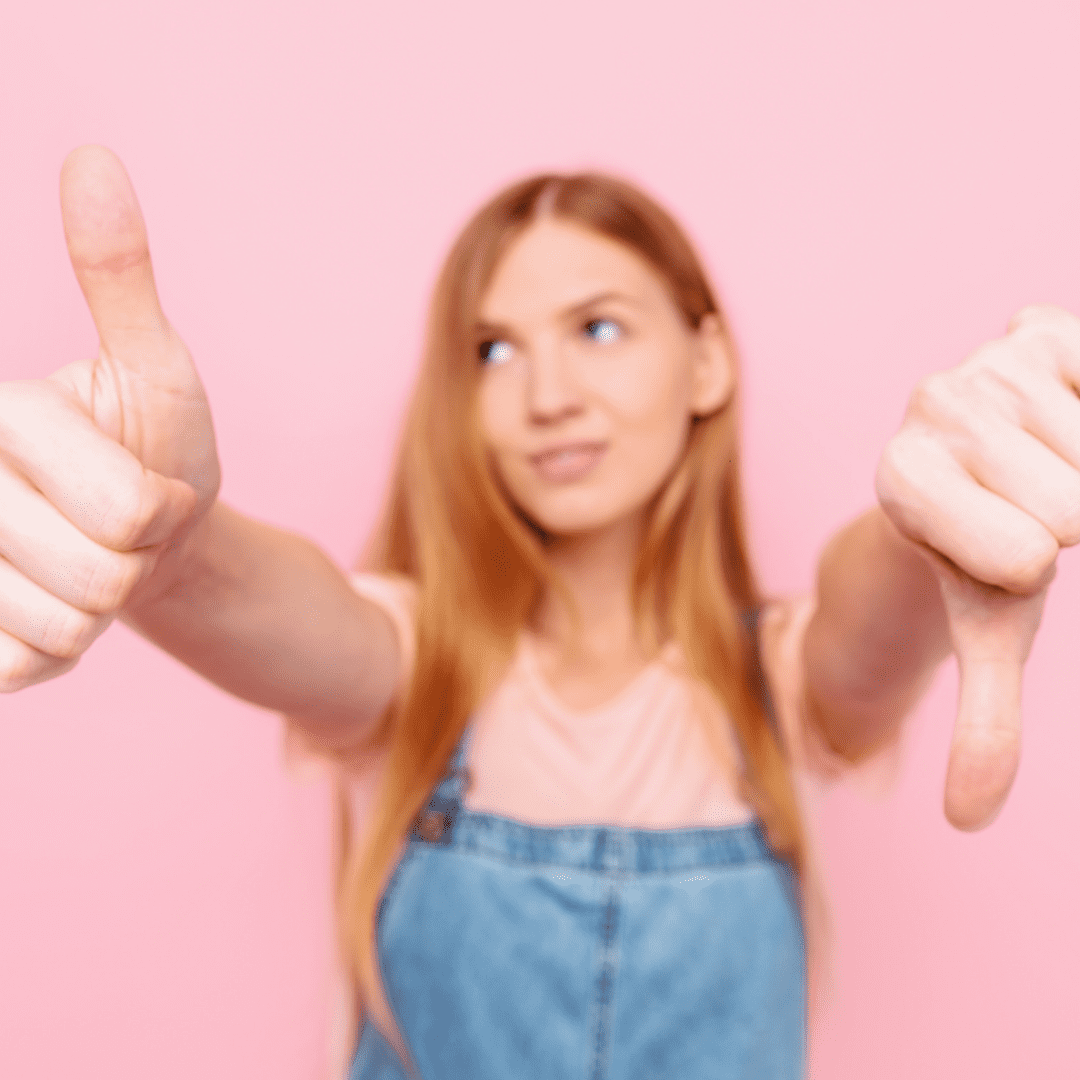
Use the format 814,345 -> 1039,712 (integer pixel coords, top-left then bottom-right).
876,305 -> 1080,830
0,146 -> 220,692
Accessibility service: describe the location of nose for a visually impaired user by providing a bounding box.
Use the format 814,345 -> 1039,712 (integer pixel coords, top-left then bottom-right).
526,336 -> 584,424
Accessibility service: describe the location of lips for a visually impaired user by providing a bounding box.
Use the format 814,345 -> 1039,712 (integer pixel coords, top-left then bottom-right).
530,442 -> 607,482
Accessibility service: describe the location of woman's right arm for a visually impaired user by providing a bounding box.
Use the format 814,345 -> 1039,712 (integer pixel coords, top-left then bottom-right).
0,146 -> 400,750
121,500 -> 401,749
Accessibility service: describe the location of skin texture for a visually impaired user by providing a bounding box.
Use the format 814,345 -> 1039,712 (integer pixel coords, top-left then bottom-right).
3,145 -> 1079,830
0,147 -> 400,741
0,146 -> 213,689
874,307 -> 1073,828
476,218 -> 732,706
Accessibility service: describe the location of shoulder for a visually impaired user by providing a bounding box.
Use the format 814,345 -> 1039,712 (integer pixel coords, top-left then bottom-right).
347,570 -> 418,618
756,593 -> 816,706
756,594 -> 882,788
347,571 -> 419,676
280,572 -> 419,778
755,595 -> 824,770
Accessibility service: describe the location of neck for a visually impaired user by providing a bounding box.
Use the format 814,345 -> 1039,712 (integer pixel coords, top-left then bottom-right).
531,512 -> 650,666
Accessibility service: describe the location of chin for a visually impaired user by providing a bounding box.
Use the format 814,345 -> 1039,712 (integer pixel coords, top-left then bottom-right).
496,467 -> 660,542
521,499 -> 639,541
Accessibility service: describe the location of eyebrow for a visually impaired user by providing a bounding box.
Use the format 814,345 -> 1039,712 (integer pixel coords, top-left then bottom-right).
475,290 -> 641,335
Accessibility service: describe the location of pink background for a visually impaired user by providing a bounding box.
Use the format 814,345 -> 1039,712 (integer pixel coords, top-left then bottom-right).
3,1 -> 1080,1076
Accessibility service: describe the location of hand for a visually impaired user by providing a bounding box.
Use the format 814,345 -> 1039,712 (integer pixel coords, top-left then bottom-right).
876,305 -> 1080,830
0,146 -> 220,692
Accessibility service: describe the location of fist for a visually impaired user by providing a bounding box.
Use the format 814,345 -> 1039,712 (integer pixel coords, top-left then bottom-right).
0,147 -> 220,692
876,305 -> 1080,829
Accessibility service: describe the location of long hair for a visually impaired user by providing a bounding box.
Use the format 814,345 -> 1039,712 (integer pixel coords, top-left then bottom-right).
341,173 -> 812,1070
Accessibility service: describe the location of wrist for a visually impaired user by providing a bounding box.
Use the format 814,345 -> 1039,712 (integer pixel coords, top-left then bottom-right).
122,499 -> 223,615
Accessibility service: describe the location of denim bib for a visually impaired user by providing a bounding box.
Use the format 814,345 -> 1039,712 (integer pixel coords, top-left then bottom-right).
348,718 -> 807,1079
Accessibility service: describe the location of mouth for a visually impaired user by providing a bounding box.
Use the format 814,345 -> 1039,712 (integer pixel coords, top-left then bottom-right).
529,442 -> 607,483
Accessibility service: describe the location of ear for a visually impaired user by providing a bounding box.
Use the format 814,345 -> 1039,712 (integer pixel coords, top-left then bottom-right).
689,314 -> 735,417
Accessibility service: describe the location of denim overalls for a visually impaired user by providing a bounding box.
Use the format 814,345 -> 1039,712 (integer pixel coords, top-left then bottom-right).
349,617 -> 807,1079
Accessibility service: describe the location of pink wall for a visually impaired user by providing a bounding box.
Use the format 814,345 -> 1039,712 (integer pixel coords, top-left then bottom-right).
3,2 -> 1080,1076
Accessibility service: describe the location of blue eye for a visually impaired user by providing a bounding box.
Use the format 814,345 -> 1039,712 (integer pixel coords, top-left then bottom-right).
585,319 -> 620,343
479,340 -> 514,365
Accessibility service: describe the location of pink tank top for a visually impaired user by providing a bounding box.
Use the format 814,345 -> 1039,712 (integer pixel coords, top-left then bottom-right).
285,572 -> 903,1078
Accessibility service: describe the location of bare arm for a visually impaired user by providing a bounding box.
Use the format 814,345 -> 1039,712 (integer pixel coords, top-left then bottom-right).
802,506 -> 952,765
0,148 -> 400,751
122,500 -> 401,748
806,307 -> 1080,830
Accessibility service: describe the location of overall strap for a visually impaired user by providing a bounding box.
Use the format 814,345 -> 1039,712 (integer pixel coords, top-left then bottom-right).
411,723 -> 477,845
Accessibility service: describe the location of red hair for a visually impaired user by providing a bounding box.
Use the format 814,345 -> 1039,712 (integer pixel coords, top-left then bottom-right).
340,173 -> 812,1071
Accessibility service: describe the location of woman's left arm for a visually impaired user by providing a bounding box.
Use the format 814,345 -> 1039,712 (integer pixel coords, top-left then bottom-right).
803,305 -> 1080,831
802,505 -> 951,768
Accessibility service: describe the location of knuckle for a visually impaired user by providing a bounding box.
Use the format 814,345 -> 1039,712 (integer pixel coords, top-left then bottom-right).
1056,521 -> 1080,549
967,351 -> 1039,421
875,442 -> 934,539
34,606 -> 98,659
964,342 -> 1029,397
968,338 -> 1017,375
874,442 -> 906,501
0,380 -> 33,447
97,478 -> 167,550
1001,532 -> 1059,593
907,372 -> 947,415
1006,309 -> 1080,367
0,642 -> 43,694
1048,492 -> 1080,548
907,371 -> 973,428
915,351 -> 1035,433
877,428 -> 933,491
1009,303 -> 1073,332
877,432 -> 912,474
81,549 -> 144,613
0,651 -> 79,694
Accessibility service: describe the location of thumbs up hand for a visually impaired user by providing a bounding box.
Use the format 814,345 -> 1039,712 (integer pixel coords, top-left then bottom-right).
0,146 -> 219,692
875,306 -> 1079,830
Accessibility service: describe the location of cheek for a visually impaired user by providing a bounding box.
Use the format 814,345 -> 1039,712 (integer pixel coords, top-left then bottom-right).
477,370 -> 516,450
591,342 -> 695,439
477,372 -> 531,498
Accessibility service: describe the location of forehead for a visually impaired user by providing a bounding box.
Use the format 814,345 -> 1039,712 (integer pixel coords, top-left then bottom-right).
478,218 -> 669,324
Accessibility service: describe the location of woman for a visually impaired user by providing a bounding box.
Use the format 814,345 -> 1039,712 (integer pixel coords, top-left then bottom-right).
0,146 -> 1068,1078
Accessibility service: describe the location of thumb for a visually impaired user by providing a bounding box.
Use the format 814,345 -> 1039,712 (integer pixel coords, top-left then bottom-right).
920,546 -> 1050,831
60,145 -> 168,360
